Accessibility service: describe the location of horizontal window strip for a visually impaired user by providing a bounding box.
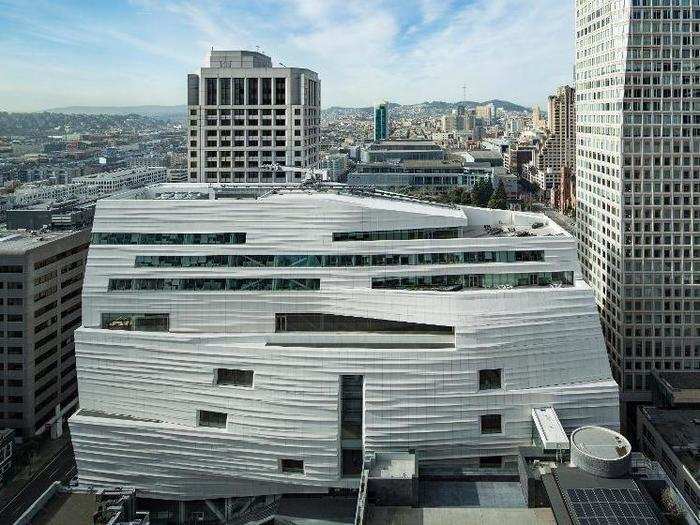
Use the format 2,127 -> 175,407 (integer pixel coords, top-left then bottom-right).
135,250 -> 544,269
92,232 -> 246,245
333,227 -> 463,242
108,278 -> 320,292
372,271 -> 574,291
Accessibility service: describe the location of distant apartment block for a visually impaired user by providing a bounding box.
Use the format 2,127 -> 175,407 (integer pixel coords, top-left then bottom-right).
10,167 -> 166,207
0,228 -> 90,439
187,50 -> 321,184
534,86 -> 575,186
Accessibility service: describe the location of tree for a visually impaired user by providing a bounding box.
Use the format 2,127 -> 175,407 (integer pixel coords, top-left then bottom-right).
471,178 -> 493,208
488,181 -> 509,210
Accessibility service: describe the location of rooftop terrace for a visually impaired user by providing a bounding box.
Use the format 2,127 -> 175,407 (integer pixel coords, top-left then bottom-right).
102,183 -> 569,239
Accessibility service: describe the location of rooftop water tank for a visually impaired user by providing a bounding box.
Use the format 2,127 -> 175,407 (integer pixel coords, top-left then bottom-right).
570,426 -> 631,478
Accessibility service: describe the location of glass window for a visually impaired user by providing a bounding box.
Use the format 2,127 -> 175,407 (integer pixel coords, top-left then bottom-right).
478,369 -> 502,390
480,414 -> 502,434
233,78 -> 244,105
262,78 -> 272,105
275,78 -> 286,104
219,78 -> 231,105
206,78 -> 217,105
280,459 -> 304,474
198,410 -> 227,429
247,78 -> 258,105
215,369 -> 253,387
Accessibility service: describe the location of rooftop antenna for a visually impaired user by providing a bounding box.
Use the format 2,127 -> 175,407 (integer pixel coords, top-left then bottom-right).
255,45 -> 260,53
279,62 -> 286,67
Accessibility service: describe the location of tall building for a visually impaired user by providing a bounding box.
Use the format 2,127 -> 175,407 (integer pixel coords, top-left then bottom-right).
575,1 -> 699,431
373,101 -> 389,141
187,50 -> 321,184
0,228 -> 90,439
532,105 -> 544,130
534,85 -> 576,179
69,183 -> 619,500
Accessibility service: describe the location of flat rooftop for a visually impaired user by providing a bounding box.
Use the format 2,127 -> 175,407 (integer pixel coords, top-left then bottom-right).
653,371 -> 700,392
101,183 -> 569,238
367,480 -> 553,525
0,228 -> 84,254
30,492 -> 96,525
640,407 -> 700,483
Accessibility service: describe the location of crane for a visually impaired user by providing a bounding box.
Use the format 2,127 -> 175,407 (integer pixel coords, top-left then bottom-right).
260,163 -> 329,184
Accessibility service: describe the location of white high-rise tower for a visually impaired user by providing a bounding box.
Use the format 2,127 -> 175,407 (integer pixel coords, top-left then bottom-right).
575,0 -> 699,430
187,50 -> 321,183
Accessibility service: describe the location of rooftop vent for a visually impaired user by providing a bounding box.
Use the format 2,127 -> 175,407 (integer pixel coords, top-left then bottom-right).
570,426 -> 631,478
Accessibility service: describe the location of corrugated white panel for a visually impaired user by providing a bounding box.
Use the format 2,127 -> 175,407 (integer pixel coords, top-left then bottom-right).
70,188 -> 619,500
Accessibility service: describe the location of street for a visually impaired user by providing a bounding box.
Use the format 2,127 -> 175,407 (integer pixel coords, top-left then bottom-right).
0,442 -> 76,524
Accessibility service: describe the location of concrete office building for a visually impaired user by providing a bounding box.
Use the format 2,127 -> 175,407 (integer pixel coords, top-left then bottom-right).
575,0 -> 700,431
11,167 -> 166,207
534,86 -> 576,181
69,182 -> 619,502
373,101 -> 389,141
0,229 -> 90,439
361,140 -> 444,163
187,50 -> 321,184
348,160 -> 465,188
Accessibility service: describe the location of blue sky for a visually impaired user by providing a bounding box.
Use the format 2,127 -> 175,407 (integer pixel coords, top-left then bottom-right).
0,0 -> 574,112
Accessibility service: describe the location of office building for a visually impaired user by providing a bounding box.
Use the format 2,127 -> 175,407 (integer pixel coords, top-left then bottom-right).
69,182 -> 619,501
10,167 -> 166,207
361,140 -> 444,163
373,101 -> 389,141
638,406 -> 700,520
504,145 -> 535,175
0,228 -> 90,439
348,160 -> 465,188
475,104 -> 494,125
534,85 -> 576,180
187,50 -> 321,183
575,1 -> 700,430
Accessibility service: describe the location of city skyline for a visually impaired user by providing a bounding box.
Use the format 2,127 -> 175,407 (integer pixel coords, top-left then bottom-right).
0,0 -> 574,112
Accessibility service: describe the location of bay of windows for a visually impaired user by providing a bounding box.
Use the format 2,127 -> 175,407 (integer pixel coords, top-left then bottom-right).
372,271 -> 574,291
134,250 -> 544,269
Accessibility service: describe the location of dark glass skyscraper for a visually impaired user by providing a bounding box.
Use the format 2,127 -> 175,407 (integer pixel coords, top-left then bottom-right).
373,101 -> 389,141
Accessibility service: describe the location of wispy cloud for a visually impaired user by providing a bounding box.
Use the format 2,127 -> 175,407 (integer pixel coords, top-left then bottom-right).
0,0 -> 574,111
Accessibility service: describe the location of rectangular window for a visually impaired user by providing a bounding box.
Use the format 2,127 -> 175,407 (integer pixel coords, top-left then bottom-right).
101,313 -> 169,332
198,410 -> 227,429
219,78 -> 231,105
480,414 -> 502,434
247,78 -> 258,105
206,78 -> 217,105
275,313 -> 452,334
233,78 -> 244,105
215,368 -> 253,387
91,232 -> 246,245
280,458 -> 304,474
478,369 -> 502,390
262,78 -> 272,105
108,278 -> 319,292
479,456 -> 503,468
275,78 -> 286,104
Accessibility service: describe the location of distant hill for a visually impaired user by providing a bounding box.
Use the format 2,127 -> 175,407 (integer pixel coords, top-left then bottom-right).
322,99 -> 530,119
45,105 -> 187,118
43,99 -> 530,120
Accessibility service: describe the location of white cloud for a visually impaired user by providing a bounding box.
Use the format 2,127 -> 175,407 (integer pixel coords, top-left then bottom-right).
0,0 -> 575,110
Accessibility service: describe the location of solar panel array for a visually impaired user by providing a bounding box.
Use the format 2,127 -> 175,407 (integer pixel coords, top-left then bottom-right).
566,488 -> 660,525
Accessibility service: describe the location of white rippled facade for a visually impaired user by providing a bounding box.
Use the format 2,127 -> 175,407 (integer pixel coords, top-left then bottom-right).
70,183 -> 619,501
